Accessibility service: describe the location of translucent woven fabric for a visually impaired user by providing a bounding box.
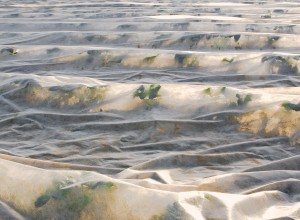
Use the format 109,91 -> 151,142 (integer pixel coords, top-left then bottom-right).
0,1 -> 299,219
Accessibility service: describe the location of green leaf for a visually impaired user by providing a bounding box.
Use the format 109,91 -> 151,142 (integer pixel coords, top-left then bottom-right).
282,102 -> 300,111
35,194 -> 51,208
220,87 -> 226,93
51,188 -> 72,200
89,181 -> 115,189
236,93 -> 252,106
67,194 -> 91,212
282,102 -> 291,109
243,94 -> 252,104
0,48 -> 17,55
268,36 -> 280,42
143,56 -> 157,64
236,94 -> 243,106
174,54 -> 191,65
134,84 -> 161,101
267,36 -> 280,46
103,182 -> 115,188
233,35 -> 241,42
148,84 -> 161,99
222,58 -> 234,63
134,85 -> 146,99
203,87 -> 212,96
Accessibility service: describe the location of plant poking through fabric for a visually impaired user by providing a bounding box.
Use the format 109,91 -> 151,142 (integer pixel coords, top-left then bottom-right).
282,102 -> 300,111
174,54 -> 198,67
35,186 -> 87,209
233,34 -> 241,42
222,58 -> 234,63
150,202 -> 189,220
148,84 -> 161,99
237,94 -> 252,106
261,55 -> 298,75
143,55 -> 157,64
230,93 -> 252,107
203,87 -> 226,97
220,87 -> 226,94
134,85 -> 147,99
203,87 -> 212,96
267,36 -> 280,47
87,181 -> 116,190
134,84 -> 161,100
34,181 -> 116,209
0,47 -> 17,55
35,195 -> 51,208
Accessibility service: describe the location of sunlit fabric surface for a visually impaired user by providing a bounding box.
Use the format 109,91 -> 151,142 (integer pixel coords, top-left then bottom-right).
0,0 -> 300,219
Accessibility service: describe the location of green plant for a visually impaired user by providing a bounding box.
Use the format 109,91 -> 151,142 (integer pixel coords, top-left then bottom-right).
267,36 -> 280,47
261,55 -> 284,63
35,195 -> 51,208
282,102 -> 300,111
143,55 -> 157,64
237,94 -> 252,106
261,55 -> 298,75
150,202 -> 188,220
34,180 -> 117,219
133,85 -> 147,99
174,54 -> 198,67
178,34 -> 204,44
35,186 -> 82,209
203,87 -> 212,96
148,84 -> 161,99
133,84 -> 161,100
230,93 -> 252,107
87,181 -> 115,190
220,87 -> 226,93
233,34 -> 241,42
34,181 -> 116,209
0,47 -> 17,55
222,58 -> 234,63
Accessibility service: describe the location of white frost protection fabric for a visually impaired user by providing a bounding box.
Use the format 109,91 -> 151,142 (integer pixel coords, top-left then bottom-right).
0,0 -> 299,219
